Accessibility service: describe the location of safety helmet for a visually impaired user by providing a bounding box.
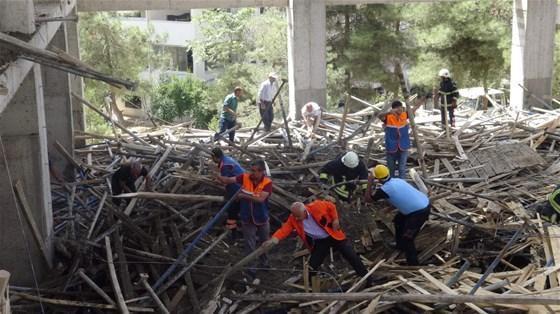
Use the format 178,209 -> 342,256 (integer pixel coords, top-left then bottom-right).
438,68 -> 450,78
372,165 -> 390,180
341,151 -> 359,169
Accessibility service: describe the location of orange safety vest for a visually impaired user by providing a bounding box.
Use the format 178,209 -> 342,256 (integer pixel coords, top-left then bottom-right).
272,200 -> 345,249
239,173 -> 272,224
384,112 -> 410,152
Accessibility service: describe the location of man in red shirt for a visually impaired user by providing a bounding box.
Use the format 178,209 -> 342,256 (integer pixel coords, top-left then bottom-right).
264,200 -> 372,286
217,159 -> 272,278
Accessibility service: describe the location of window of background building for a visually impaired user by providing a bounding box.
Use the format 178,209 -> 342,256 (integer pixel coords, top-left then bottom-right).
166,12 -> 191,22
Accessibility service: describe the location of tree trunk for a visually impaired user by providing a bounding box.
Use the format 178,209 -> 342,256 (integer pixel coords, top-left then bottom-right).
109,91 -> 125,125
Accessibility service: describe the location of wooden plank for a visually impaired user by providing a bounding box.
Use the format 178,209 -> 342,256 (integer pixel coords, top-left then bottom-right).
548,226 -> 560,285
13,180 -> 53,269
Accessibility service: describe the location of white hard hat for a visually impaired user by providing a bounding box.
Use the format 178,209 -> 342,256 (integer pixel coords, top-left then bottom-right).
341,151 -> 359,169
268,72 -> 277,79
438,68 -> 450,78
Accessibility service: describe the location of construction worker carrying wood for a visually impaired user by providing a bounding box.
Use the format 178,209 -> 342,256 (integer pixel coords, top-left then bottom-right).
366,165 -> 430,266
263,200 -> 373,286
535,185 -> 560,224
211,147 -> 245,239
319,151 -> 368,201
257,72 -> 278,132
434,68 -> 459,128
111,161 -> 151,207
214,86 -> 243,143
301,101 -> 322,137
217,159 -> 272,278
378,100 -> 422,179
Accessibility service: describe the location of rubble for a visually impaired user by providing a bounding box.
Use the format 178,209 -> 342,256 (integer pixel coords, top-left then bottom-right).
8,93 -> 560,313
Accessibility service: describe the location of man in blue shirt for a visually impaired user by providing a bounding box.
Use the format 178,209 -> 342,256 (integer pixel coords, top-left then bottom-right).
211,147 -> 245,236
365,164 -> 431,265
214,87 -> 242,143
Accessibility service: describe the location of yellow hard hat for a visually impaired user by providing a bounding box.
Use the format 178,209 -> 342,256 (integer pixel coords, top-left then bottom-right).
372,165 -> 390,179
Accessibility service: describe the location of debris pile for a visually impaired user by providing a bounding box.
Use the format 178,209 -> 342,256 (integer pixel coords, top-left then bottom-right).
8,94 -> 560,313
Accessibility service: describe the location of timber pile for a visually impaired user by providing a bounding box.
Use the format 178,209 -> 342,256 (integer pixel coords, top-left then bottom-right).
8,95 -> 560,313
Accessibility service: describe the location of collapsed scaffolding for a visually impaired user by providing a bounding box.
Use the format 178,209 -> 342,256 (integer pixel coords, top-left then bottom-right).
6,91 -> 560,313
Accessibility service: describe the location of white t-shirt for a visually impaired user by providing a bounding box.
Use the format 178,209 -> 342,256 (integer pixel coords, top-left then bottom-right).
301,102 -> 322,118
257,79 -> 277,102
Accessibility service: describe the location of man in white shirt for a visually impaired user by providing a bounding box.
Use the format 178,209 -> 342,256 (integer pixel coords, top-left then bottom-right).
257,72 -> 278,132
301,102 -> 322,137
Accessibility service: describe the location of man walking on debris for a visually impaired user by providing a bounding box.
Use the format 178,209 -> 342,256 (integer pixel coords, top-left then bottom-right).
301,101 -> 322,137
257,73 -> 278,132
319,151 -> 368,201
217,159 -> 272,278
366,165 -> 430,265
434,68 -> 459,128
535,185 -> 560,224
378,100 -> 421,179
214,86 -> 243,143
111,161 -> 151,206
263,200 -> 373,287
212,147 -> 245,239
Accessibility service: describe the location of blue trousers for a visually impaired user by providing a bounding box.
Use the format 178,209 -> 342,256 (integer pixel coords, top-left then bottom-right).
387,150 -> 408,179
214,118 -> 236,142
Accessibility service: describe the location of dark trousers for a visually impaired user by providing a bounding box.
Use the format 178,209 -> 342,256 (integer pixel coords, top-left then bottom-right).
308,237 -> 368,279
111,181 -> 135,207
214,118 -> 236,142
241,221 -> 270,276
440,106 -> 455,127
259,100 -> 274,131
394,207 -> 430,265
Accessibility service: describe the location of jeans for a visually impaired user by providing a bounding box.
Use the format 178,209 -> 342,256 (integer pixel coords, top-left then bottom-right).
214,118 -> 236,142
259,100 -> 274,131
386,150 -> 408,179
394,206 -> 430,265
241,221 -> 270,276
308,237 -> 368,280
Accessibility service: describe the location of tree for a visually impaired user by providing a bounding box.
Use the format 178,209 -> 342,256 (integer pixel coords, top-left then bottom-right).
405,0 -> 511,93
189,8 -> 287,127
79,12 -> 170,127
151,76 -> 215,127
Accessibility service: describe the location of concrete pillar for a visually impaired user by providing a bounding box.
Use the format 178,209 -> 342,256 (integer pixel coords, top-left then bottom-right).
510,0 -> 557,110
66,7 -> 86,147
43,26 -> 75,180
0,0 -> 35,34
287,0 -> 327,119
0,65 -> 52,285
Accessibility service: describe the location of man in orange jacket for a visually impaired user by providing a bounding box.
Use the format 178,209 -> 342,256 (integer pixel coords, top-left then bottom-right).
263,200 -> 372,285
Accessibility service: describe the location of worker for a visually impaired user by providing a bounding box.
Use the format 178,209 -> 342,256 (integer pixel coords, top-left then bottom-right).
535,185 -> 560,224
263,201 -> 373,286
217,159 -> 272,278
319,151 -> 368,201
378,100 -> 421,179
111,161 -> 151,207
434,68 -> 459,128
214,86 -> 243,143
301,102 -> 322,137
366,165 -> 430,266
211,147 -> 245,238
257,73 -> 278,132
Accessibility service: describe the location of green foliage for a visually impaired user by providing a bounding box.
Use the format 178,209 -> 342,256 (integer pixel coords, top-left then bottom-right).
404,0 -> 512,90
189,8 -> 287,127
553,30 -> 560,98
78,12 -> 170,131
151,76 -> 215,128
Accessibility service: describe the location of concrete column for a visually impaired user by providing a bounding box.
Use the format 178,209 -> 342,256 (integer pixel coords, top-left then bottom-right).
43,26 -> 75,180
287,0 -> 327,119
510,0 -> 557,110
0,0 -> 35,34
66,7 -> 86,147
0,65 -> 52,285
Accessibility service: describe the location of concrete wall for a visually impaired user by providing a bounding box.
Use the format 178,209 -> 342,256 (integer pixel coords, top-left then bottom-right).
0,65 -> 52,285
0,0 -> 35,34
43,27 -> 75,180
